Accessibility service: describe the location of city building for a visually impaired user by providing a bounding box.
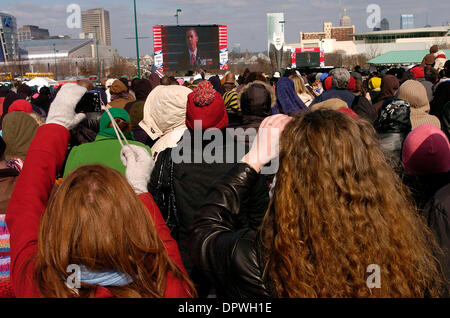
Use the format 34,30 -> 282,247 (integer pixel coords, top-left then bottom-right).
267,13 -> 285,53
340,9 -> 351,27
18,25 -> 50,42
0,12 -> 19,62
300,21 -> 355,42
381,18 -> 390,31
232,43 -> 241,54
19,38 -> 118,73
401,14 -> 414,29
80,8 -> 111,46
286,25 -> 450,61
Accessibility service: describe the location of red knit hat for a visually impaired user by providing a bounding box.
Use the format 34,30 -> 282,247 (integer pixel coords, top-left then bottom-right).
347,76 -> 356,91
193,81 -> 216,106
324,76 -> 333,91
8,100 -> 33,114
186,90 -> 229,130
410,66 -> 425,79
402,124 -> 450,175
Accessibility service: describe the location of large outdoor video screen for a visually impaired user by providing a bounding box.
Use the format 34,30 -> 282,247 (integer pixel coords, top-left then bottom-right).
159,26 -> 221,72
296,52 -> 321,68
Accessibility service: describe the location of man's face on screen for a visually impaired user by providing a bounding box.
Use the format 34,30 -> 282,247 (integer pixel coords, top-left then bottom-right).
186,29 -> 199,51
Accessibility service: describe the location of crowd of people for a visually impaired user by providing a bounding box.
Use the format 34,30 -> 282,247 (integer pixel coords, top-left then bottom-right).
0,46 -> 449,298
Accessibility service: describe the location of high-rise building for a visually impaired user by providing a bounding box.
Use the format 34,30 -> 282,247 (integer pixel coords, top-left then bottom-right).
267,13 -> 285,53
80,8 -> 111,46
400,14 -> 414,29
340,9 -> 351,27
0,12 -> 19,62
232,43 -> 241,54
380,18 -> 390,31
18,25 -> 50,42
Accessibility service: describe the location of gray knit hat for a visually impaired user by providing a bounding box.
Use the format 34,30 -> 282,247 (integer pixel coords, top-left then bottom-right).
330,68 -> 351,89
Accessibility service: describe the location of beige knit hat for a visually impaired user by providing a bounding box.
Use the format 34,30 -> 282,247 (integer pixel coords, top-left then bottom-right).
397,80 -> 441,130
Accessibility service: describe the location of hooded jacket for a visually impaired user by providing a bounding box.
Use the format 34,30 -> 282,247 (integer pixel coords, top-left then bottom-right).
397,80 -> 441,130
373,75 -> 400,114
2,112 -> 39,161
139,85 -> 192,159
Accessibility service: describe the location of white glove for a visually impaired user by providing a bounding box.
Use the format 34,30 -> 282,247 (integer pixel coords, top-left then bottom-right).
46,83 -> 87,130
120,144 -> 155,194
242,114 -> 293,172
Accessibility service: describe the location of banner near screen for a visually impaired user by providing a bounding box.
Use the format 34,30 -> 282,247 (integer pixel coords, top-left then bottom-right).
153,25 -> 228,72
291,47 -> 325,68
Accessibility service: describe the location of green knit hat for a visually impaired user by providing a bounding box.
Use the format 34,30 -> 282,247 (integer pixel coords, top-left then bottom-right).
98,108 -> 134,140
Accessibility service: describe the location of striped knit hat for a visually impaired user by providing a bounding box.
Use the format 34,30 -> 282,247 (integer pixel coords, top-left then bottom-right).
223,91 -> 240,112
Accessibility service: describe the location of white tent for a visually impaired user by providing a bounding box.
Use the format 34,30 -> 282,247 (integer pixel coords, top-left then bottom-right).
24,77 -> 58,90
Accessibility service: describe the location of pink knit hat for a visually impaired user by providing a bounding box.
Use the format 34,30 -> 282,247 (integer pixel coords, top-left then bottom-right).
402,124 -> 450,175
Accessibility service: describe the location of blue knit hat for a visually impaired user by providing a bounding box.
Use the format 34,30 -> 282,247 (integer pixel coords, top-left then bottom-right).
320,73 -> 329,82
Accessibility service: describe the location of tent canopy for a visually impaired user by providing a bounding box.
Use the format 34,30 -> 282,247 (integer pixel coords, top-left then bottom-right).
368,50 -> 450,65
24,77 -> 59,90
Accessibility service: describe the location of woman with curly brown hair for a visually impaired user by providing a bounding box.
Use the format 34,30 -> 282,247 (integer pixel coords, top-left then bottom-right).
190,110 -> 445,298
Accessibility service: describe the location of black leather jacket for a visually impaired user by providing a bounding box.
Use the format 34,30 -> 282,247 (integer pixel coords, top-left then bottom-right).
190,163 -> 271,298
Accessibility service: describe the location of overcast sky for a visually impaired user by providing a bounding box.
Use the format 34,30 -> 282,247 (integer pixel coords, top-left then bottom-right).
1,0 -> 449,57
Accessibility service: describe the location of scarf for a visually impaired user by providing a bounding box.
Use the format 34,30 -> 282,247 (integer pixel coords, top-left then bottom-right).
78,265 -> 133,287
272,77 -> 308,115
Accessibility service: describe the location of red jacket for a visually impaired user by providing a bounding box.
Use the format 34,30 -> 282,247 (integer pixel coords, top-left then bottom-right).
5,124 -> 192,298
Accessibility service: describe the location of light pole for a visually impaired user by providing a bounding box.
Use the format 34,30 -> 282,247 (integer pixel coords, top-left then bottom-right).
175,9 -> 182,25
53,43 -> 58,80
93,25 -> 101,83
133,0 -> 141,78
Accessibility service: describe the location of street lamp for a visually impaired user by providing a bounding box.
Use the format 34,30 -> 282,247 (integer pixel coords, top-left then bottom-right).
53,43 -> 58,80
133,0 -> 141,78
175,9 -> 182,25
93,25 -> 101,83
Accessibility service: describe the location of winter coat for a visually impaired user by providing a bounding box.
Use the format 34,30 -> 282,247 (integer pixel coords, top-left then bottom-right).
5,124 -> 191,298
374,98 -> 412,171
310,88 -> 356,109
63,135 -> 151,178
190,163 -> 271,297
431,81 -> 450,121
351,95 -> 377,123
149,131 -> 269,276
422,183 -> 450,297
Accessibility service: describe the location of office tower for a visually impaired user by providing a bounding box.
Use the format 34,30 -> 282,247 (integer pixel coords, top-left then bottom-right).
81,8 -> 111,46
